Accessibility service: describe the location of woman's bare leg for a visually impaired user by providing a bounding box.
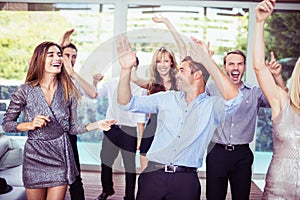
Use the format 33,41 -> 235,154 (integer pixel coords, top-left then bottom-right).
46,185 -> 68,200
26,188 -> 47,200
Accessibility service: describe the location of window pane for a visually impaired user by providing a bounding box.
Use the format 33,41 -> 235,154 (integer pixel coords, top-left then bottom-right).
126,4 -> 249,80
0,2 -> 115,167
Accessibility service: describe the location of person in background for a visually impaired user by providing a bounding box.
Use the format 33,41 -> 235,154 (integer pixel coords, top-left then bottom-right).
205,49 -> 286,200
94,58 -> 146,200
60,29 -> 101,99
116,34 -> 243,200
2,41 -> 115,200
131,15 -> 186,171
253,0 -> 300,198
59,29 -> 103,200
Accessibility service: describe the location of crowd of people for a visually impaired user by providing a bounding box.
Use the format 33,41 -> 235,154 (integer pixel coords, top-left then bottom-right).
1,0 -> 299,199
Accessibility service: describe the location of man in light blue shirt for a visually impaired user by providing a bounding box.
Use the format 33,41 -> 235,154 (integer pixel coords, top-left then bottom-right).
116,35 -> 243,200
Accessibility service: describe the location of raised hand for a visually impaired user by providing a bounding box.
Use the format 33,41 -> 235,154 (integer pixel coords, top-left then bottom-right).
117,34 -> 136,70
152,15 -> 168,24
59,29 -> 74,47
255,0 -> 276,22
97,119 -> 117,131
190,36 -> 211,64
266,52 -> 282,76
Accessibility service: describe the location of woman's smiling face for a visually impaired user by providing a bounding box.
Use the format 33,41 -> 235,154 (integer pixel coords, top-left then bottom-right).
156,53 -> 172,77
44,45 -> 63,75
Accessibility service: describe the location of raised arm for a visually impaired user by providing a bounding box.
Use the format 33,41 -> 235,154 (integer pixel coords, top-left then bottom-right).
152,15 -> 187,60
253,0 -> 287,117
131,66 -> 150,89
63,56 -> 98,98
267,52 -> 288,92
59,29 -> 74,47
117,35 -> 137,105
190,37 -> 238,100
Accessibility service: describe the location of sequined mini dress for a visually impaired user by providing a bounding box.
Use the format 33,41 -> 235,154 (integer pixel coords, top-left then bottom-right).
262,98 -> 300,199
2,82 -> 86,189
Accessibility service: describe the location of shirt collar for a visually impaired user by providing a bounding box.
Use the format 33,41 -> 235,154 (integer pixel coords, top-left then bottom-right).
239,81 -> 253,90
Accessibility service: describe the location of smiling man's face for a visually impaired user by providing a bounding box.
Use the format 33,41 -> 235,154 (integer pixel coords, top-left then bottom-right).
224,53 -> 246,87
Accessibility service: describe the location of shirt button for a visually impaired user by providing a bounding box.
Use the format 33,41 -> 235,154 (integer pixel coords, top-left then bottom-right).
231,123 -> 234,127
178,135 -> 181,138
230,135 -> 233,138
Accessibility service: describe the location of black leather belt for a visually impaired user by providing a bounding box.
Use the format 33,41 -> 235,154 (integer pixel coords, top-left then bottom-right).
215,143 -> 249,151
148,161 -> 197,173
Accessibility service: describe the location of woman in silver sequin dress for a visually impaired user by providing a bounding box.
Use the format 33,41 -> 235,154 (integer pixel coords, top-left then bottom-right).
253,0 -> 300,199
2,41 -> 115,200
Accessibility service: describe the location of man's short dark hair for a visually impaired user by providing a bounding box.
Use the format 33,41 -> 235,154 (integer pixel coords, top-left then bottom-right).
182,56 -> 210,83
62,43 -> 78,52
223,50 -> 246,65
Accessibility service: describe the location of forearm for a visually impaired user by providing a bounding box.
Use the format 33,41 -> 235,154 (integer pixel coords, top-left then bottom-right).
137,122 -> 145,139
253,21 -> 266,72
72,72 -> 97,98
118,69 -> 132,105
164,20 -> 187,59
203,57 -> 238,100
273,74 -> 288,92
16,122 -> 35,132
85,122 -> 100,132
131,68 -> 149,89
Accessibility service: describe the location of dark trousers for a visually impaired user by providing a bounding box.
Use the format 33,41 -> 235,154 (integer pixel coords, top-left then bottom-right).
136,165 -> 200,200
100,125 -> 137,200
68,134 -> 85,200
206,143 -> 254,200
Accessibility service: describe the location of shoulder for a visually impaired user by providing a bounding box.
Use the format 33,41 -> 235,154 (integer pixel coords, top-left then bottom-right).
14,83 -> 34,94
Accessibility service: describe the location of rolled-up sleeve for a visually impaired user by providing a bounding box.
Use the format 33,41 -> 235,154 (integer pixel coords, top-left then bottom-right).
224,89 -> 243,118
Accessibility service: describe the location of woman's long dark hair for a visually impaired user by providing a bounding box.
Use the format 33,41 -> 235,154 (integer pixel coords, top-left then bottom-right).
26,41 -> 80,102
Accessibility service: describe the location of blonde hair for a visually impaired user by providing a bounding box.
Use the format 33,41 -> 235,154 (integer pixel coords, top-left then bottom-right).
289,57 -> 300,114
148,47 -> 179,93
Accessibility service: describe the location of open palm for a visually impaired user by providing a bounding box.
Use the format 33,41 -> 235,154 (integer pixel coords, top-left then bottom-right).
117,35 -> 136,70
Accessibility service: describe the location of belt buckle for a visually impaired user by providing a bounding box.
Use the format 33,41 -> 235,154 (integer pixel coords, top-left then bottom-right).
225,145 -> 235,151
164,165 -> 177,173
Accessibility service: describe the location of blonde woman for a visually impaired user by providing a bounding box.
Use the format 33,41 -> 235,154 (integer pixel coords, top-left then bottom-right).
253,0 -> 300,199
131,16 -> 185,171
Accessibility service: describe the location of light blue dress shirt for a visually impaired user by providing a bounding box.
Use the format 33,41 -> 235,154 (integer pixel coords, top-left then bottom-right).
119,90 -> 243,168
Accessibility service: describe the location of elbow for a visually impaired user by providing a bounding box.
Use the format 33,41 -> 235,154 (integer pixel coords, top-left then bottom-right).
117,98 -> 129,105
90,91 -> 98,99
252,57 -> 265,72
252,62 -> 260,72
117,94 -> 132,106
2,125 -> 8,133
